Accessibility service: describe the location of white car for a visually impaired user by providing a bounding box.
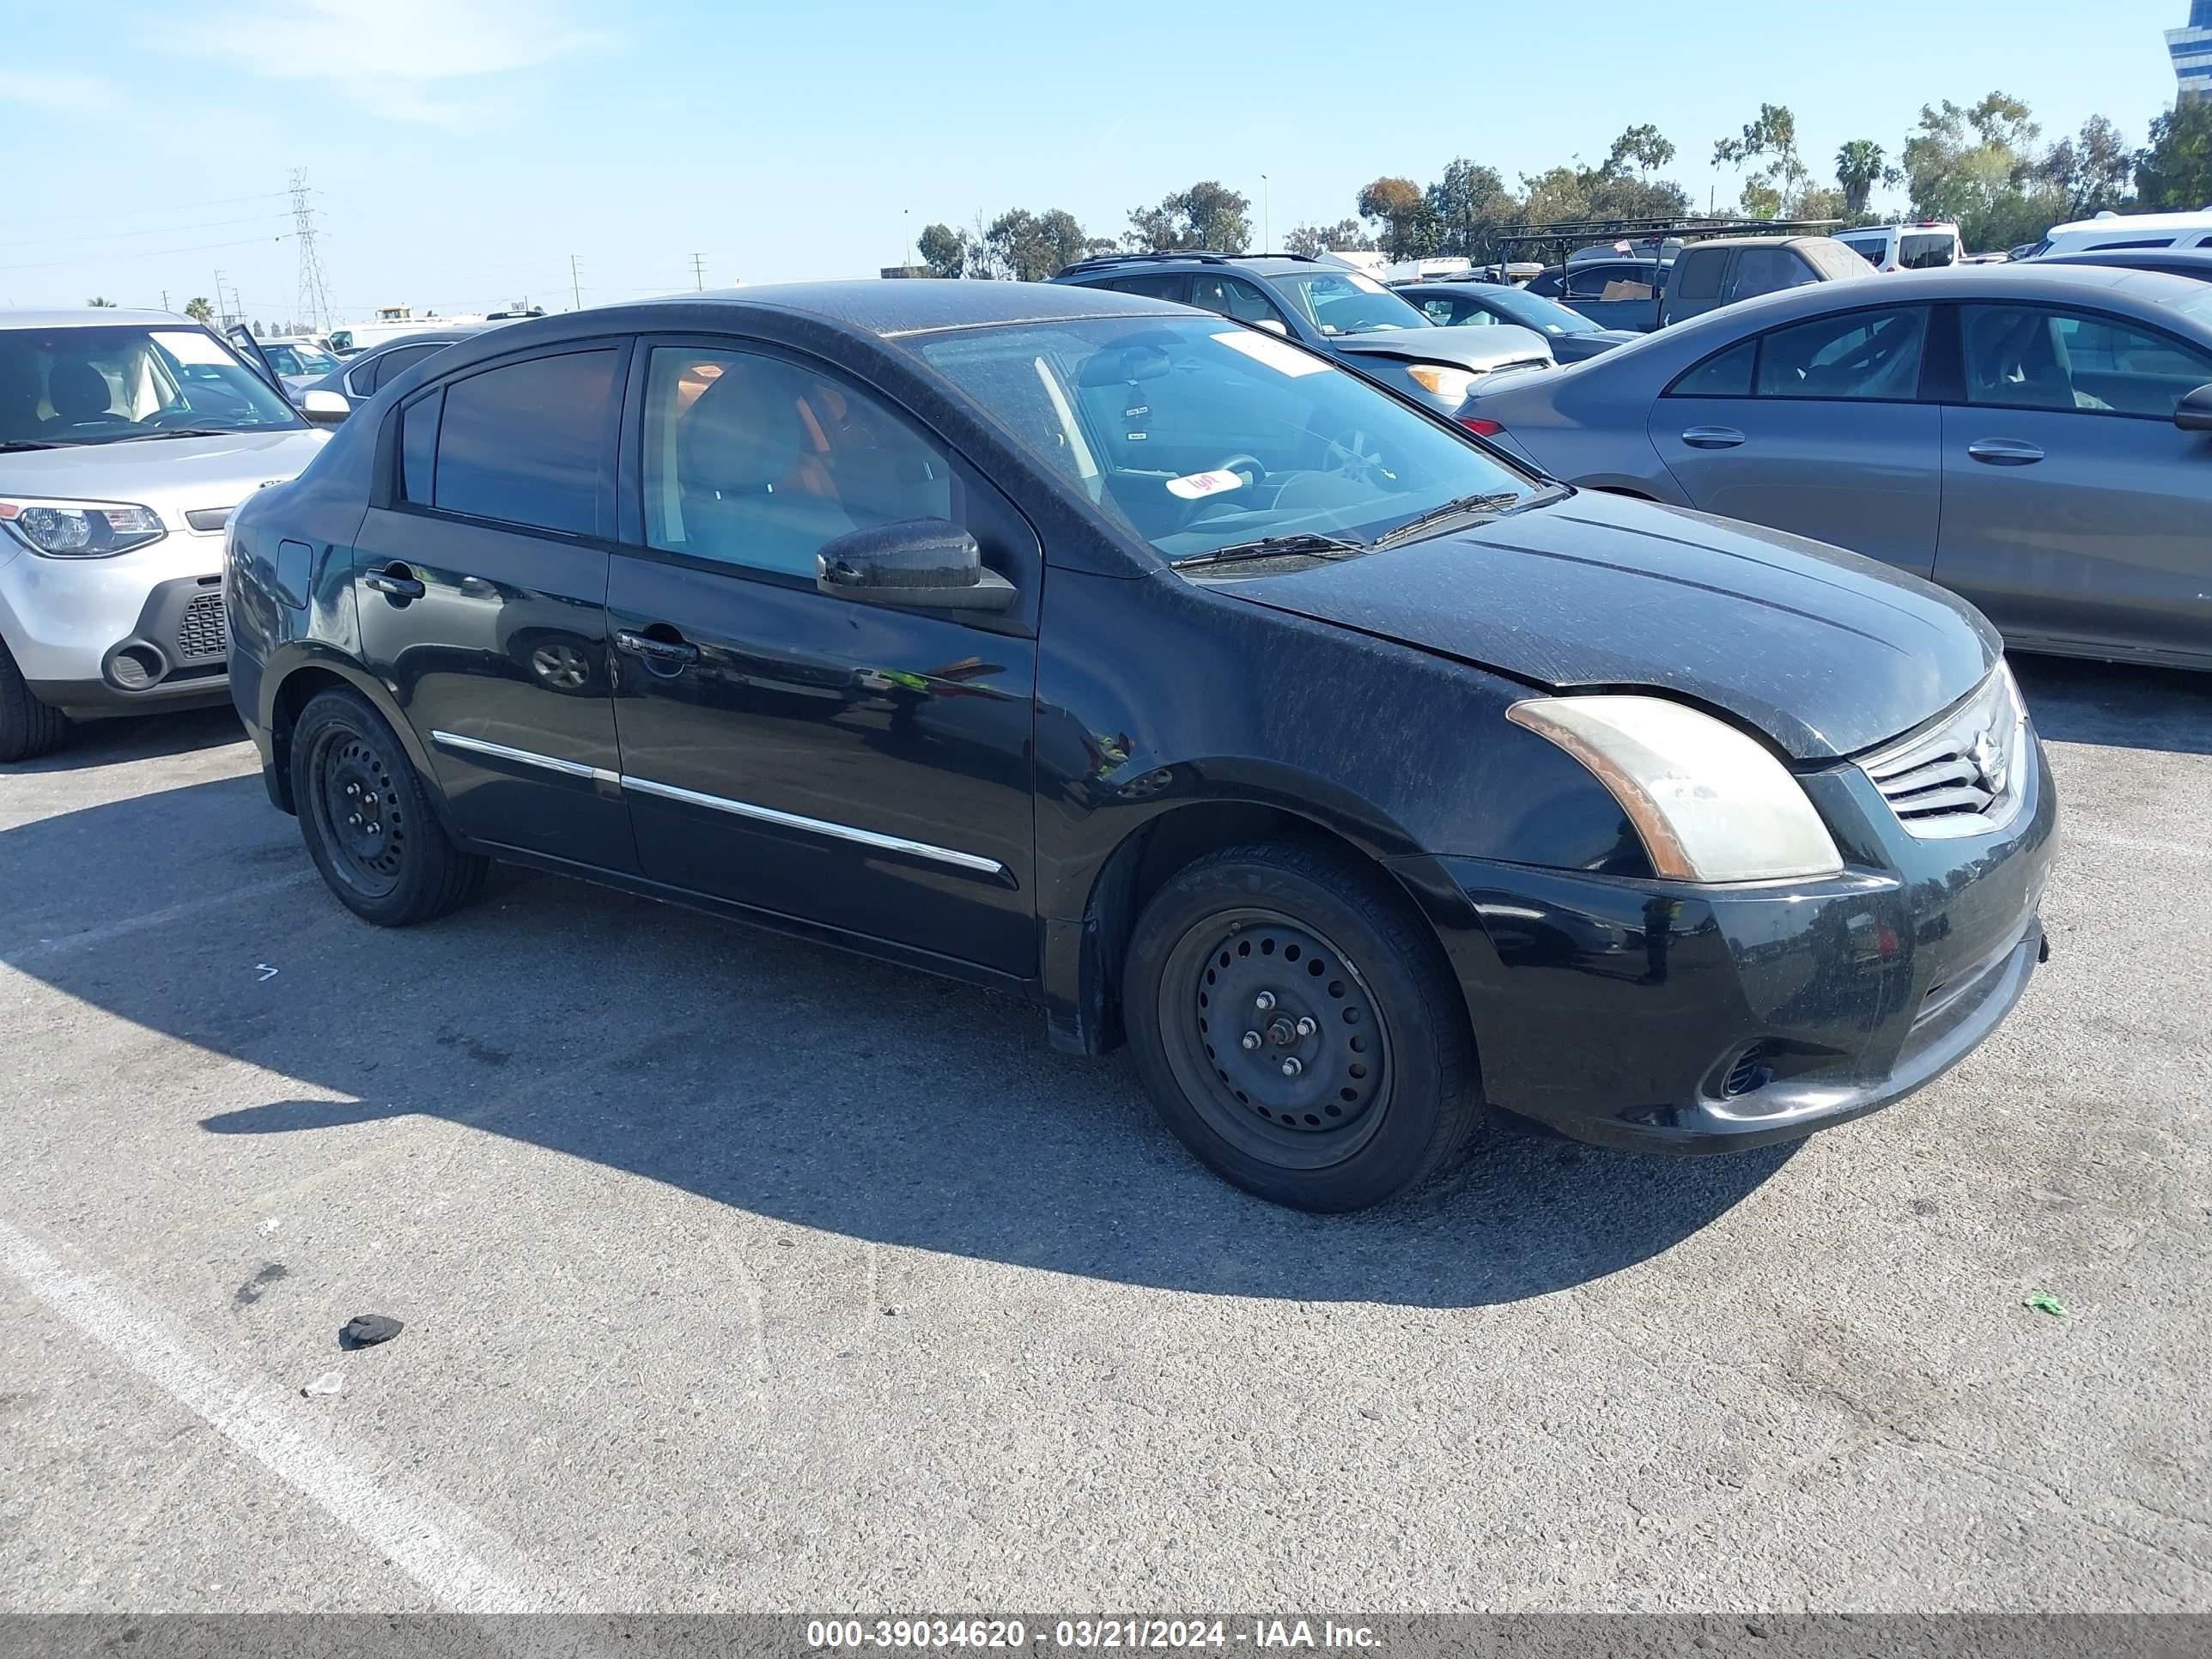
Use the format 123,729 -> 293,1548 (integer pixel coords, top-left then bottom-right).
1833,222 -> 1964,271
2027,210 -> 2212,259
1,308 -> 327,760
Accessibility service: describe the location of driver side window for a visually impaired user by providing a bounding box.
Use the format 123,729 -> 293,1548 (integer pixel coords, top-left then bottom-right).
640,347 -> 958,580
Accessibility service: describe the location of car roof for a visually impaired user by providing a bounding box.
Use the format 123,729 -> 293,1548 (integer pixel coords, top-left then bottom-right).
2045,210 -> 2212,237
2035,247 -> 2212,270
0,307 -> 194,330
1677,236 -> 1828,252
484,281 -> 1182,343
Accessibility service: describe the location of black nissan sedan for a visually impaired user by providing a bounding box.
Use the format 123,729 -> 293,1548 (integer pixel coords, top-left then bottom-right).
224,282 -> 2056,1212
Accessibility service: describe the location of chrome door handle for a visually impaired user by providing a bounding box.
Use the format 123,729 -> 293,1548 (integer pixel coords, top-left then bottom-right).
614,629 -> 700,665
1680,426 -> 1745,449
1966,438 -> 2045,465
362,565 -> 424,600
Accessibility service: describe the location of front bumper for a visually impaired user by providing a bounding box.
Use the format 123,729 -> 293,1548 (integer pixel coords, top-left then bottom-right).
1,539 -> 230,715
1405,736 -> 2058,1153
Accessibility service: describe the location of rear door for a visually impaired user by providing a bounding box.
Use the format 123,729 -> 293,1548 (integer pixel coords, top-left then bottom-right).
352,341 -> 636,870
1934,301 -> 2212,663
1650,302 -> 1942,575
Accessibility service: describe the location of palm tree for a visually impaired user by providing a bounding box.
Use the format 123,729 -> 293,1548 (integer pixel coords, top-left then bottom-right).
85,296 -> 118,307
183,297 -> 214,325
1837,141 -> 1888,220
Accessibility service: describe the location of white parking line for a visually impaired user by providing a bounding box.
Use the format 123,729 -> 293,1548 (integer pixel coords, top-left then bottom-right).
0,1218 -> 568,1614
3,870 -> 319,965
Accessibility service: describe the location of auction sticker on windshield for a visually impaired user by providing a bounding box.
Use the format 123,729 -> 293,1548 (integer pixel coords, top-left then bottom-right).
154,331 -> 237,366
1212,331 -> 1330,377
1166,469 -> 1249,500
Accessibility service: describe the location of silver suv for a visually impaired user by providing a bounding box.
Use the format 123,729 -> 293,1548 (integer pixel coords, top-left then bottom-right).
1,308 -> 327,760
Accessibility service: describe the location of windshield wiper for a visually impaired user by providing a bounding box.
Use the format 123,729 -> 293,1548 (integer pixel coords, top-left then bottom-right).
0,440 -> 62,453
1170,532 -> 1367,570
127,428 -> 235,441
1369,491 -> 1526,550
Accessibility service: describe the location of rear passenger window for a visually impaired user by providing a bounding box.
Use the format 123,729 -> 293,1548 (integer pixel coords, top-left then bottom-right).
431,349 -> 617,535
399,391 -> 439,504
1754,307 -> 1927,400
1673,252 -> 1727,303
1729,248 -> 1815,301
1665,340 -> 1755,398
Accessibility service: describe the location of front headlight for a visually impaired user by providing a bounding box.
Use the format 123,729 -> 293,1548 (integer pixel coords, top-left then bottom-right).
1507,696 -> 1844,883
1407,363 -> 1479,403
0,499 -> 167,559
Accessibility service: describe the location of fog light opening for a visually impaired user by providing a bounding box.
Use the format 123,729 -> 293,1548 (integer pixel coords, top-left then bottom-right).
1722,1042 -> 1771,1099
108,644 -> 167,690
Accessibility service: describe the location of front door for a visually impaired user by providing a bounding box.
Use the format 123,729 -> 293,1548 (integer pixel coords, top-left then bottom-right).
1650,303 -> 1941,576
1934,301 -> 2212,663
605,340 -> 1039,975
353,342 -> 635,871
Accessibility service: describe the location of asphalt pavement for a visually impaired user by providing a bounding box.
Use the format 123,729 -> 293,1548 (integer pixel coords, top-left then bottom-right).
2,655 -> 2208,1613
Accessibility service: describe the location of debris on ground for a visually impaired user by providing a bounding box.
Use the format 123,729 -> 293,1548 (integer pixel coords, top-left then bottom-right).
2024,1291 -> 2069,1318
301,1370 -> 343,1397
339,1313 -> 404,1349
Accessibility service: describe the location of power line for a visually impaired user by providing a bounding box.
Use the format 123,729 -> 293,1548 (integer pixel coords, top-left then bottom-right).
0,234 -> 289,273
290,168 -> 334,333
22,213 -> 293,248
22,190 -> 295,226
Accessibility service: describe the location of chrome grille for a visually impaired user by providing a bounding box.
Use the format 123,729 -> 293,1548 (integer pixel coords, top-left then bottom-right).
1862,665 -> 2028,839
176,592 -> 229,662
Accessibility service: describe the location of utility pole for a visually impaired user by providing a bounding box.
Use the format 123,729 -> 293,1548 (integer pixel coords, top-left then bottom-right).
160,289 -> 170,313
569,254 -> 582,312
1261,174 -> 1271,253
214,270 -> 230,326
690,252 -> 705,291
289,167 -> 334,332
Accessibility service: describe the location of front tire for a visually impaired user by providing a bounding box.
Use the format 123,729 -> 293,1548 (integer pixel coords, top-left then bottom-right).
290,689 -> 488,927
0,638 -> 71,763
1123,841 -> 1481,1212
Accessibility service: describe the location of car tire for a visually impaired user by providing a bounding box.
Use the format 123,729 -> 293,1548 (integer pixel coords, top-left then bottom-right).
0,637 -> 71,763
1123,840 -> 1481,1212
289,689 -> 489,927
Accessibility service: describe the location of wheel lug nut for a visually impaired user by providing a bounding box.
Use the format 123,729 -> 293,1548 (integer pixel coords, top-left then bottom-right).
1295,1017 -> 1316,1038
1280,1057 -> 1302,1078
367,823 -> 380,836
1255,991 -> 1275,1012
1241,1031 -> 1261,1051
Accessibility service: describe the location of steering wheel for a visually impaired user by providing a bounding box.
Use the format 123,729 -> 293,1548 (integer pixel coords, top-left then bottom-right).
1321,430 -> 1389,483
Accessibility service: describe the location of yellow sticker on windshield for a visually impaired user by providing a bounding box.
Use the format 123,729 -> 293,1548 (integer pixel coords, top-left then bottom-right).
1165,469 -> 1248,501
1212,331 -> 1331,377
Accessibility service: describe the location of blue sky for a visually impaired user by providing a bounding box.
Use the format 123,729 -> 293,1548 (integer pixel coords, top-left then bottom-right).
1,0 -> 2195,323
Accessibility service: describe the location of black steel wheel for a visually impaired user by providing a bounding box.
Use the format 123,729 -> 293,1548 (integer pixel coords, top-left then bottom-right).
1124,840 -> 1482,1212
289,689 -> 489,927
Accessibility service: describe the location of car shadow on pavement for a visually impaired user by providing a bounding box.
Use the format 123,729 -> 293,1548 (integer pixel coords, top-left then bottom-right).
4,704 -> 248,773
2010,654 -> 2212,756
5,775 -> 1791,1310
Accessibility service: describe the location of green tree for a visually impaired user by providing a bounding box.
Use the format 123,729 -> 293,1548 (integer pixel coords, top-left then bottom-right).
916,222 -> 965,278
1356,176 -> 1425,257
2039,115 -> 2134,217
1423,159 -> 1520,258
1284,218 -> 1376,257
1714,104 -> 1807,216
1899,92 -> 2066,250
1606,124 -> 1676,177
1126,181 -> 1250,253
183,297 -> 214,325
980,208 -> 1097,282
85,295 -> 118,307
1835,140 -> 1889,218
2136,98 -> 2212,211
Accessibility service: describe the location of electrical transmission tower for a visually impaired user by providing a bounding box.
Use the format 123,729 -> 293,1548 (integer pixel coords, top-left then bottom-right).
289,169 -> 333,332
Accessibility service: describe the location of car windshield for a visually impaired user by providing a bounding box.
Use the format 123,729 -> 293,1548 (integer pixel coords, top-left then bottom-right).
0,324 -> 303,447
1476,287 -> 1600,336
914,314 -> 1543,568
1271,269 -> 1431,336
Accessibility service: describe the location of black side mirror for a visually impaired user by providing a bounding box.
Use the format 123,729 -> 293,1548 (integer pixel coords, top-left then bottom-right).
816,517 -> 1016,613
2178,383 -> 2212,434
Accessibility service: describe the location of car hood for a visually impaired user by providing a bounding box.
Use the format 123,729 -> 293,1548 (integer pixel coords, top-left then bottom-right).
1327,324 -> 1553,372
0,428 -> 328,522
1212,490 -> 1999,760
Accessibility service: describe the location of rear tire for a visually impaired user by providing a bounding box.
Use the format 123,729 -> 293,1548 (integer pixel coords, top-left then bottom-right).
290,689 -> 488,926
0,637 -> 71,763
1123,840 -> 1481,1212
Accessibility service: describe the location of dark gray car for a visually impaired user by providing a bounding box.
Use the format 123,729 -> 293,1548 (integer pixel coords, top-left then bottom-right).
1457,264 -> 2212,670
1393,281 -> 1641,361
294,328 -> 484,424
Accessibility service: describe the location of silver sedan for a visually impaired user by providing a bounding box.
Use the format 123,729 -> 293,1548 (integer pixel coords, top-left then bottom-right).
1458,264 -> 2212,671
